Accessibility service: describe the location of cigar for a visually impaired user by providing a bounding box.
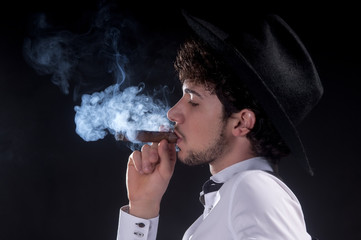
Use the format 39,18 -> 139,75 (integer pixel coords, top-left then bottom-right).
115,130 -> 178,143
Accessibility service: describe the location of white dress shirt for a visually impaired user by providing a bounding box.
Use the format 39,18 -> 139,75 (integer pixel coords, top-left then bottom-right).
116,157 -> 312,240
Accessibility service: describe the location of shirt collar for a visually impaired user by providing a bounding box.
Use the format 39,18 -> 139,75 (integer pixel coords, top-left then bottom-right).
210,157 -> 273,184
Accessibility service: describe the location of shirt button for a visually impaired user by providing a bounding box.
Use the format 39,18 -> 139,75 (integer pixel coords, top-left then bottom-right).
136,222 -> 145,228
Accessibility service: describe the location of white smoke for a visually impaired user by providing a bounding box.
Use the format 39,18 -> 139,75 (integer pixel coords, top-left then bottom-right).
22,5 -> 177,147
22,15 -> 76,95
74,83 -> 172,142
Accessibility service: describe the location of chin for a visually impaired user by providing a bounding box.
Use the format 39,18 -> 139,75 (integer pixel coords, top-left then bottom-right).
176,150 -> 184,161
176,150 -> 189,165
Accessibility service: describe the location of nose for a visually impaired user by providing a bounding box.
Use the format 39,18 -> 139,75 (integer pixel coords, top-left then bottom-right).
167,99 -> 184,124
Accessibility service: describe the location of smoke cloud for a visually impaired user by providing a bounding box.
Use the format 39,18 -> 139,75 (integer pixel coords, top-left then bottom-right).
74,83 -> 172,142
22,14 -> 75,95
22,4 -> 176,147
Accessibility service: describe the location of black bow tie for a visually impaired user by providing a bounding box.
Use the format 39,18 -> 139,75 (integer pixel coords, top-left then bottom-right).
199,179 -> 223,205
202,179 -> 224,194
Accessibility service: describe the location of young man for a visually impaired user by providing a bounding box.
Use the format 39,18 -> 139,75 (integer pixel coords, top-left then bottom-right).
116,11 -> 323,240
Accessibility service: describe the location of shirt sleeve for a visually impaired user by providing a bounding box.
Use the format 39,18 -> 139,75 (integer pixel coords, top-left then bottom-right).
116,205 -> 159,240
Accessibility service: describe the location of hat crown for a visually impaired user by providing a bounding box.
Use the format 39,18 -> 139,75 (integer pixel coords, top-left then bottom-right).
231,15 -> 323,125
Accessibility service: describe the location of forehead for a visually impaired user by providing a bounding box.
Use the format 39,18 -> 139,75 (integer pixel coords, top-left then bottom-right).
182,80 -> 212,96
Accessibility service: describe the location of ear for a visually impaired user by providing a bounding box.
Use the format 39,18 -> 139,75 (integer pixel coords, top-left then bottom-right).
231,109 -> 256,137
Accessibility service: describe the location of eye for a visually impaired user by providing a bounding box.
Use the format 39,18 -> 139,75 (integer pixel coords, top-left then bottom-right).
188,100 -> 199,107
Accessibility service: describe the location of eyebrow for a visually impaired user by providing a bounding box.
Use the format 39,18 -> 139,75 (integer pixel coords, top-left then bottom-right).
184,88 -> 204,99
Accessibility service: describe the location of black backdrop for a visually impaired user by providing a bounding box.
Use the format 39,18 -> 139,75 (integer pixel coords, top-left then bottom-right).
1,1 -> 360,240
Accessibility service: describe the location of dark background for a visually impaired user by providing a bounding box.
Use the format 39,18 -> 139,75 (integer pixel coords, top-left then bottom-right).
1,1 -> 360,240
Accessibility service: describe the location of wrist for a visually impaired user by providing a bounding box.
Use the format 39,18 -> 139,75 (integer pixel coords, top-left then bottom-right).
129,200 -> 160,219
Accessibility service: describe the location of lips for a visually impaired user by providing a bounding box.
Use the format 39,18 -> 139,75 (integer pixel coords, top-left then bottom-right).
173,129 -> 183,146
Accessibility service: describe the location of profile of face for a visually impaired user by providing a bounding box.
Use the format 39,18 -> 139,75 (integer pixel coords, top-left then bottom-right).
167,80 -> 231,166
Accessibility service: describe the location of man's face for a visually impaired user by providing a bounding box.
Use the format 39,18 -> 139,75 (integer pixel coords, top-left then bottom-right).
167,80 -> 231,166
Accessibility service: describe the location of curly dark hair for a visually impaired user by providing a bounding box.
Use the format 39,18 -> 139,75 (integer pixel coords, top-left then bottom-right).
174,36 -> 290,170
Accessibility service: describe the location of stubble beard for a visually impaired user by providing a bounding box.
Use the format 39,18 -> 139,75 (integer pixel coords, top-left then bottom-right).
178,121 -> 228,166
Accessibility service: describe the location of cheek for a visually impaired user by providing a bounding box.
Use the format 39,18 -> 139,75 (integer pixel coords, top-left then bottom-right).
187,117 -> 219,145
180,117 -> 208,149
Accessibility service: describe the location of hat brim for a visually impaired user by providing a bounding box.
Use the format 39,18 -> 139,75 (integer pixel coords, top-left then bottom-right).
182,10 -> 314,175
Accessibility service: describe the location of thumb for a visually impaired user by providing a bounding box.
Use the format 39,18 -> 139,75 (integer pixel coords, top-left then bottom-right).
158,140 -> 176,179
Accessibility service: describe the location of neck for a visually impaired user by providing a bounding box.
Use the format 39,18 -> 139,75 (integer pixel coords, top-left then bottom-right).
209,140 -> 256,175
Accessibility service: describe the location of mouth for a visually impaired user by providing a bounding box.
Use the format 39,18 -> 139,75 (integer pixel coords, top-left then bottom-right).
172,129 -> 183,148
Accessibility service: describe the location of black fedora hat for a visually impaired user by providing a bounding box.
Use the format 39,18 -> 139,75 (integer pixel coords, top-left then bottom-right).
182,10 -> 323,175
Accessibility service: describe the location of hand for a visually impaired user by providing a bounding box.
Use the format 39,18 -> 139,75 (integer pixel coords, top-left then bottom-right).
126,139 -> 176,218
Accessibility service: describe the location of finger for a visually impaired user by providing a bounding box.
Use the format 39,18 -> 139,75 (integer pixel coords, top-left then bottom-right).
129,150 -> 143,174
149,142 -> 160,164
158,140 -> 177,179
141,144 -> 157,173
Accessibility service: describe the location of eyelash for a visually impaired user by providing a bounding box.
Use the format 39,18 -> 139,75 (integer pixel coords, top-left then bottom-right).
188,100 -> 199,107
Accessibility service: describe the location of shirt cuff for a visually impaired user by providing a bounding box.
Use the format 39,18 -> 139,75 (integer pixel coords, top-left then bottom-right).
116,205 -> 159,240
